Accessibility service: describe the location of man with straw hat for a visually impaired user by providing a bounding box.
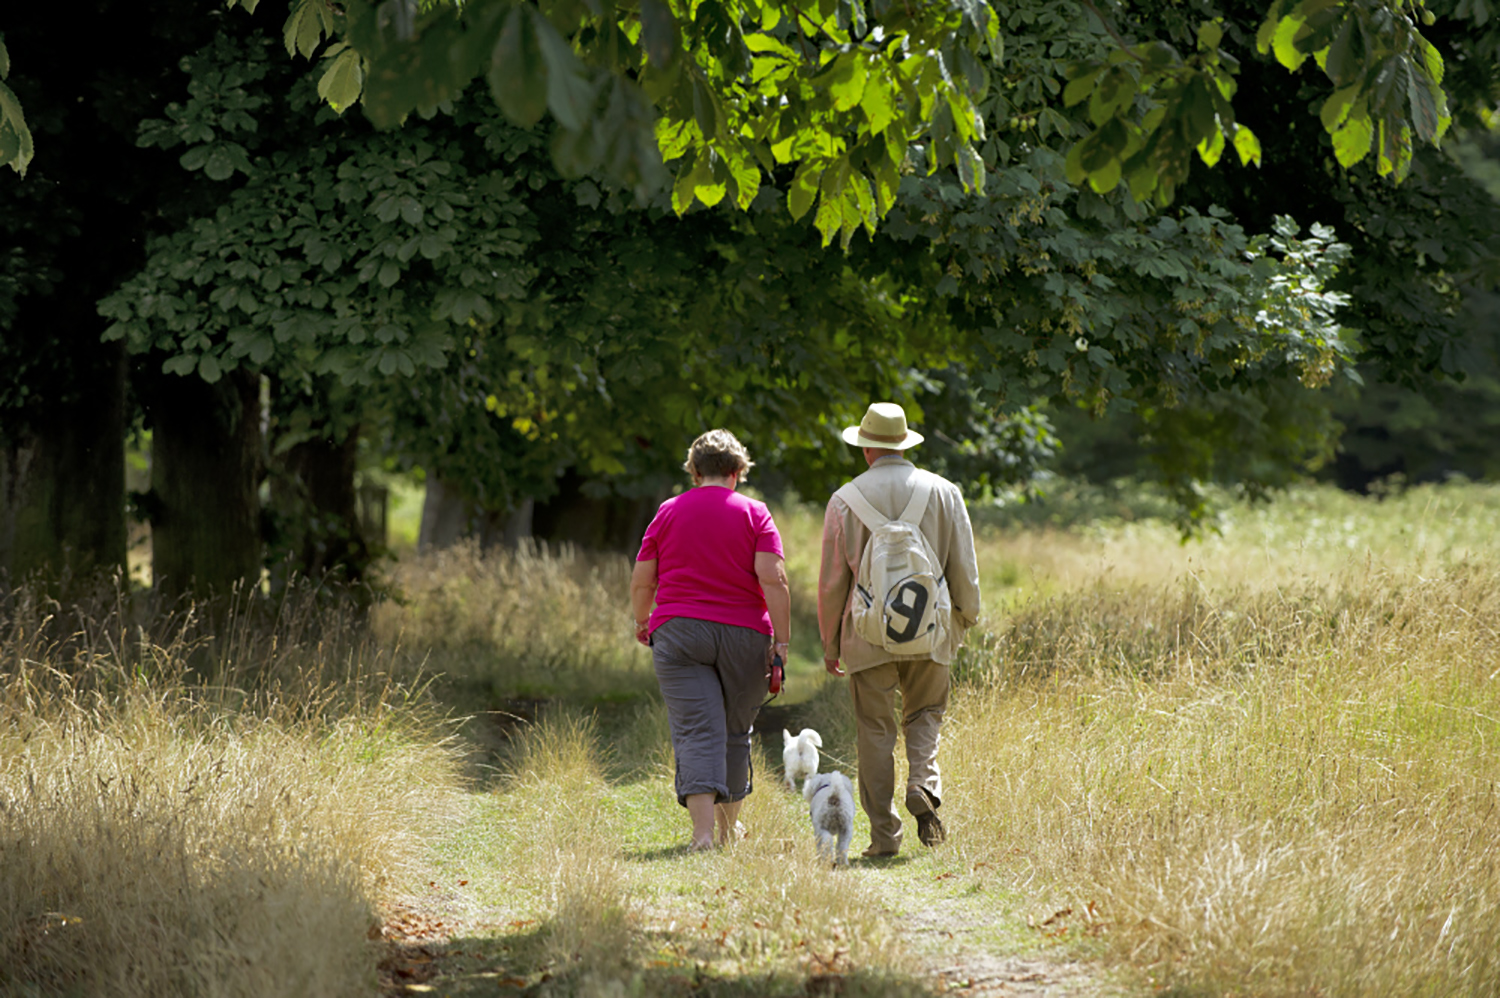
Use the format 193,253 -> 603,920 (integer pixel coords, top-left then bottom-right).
817,402 -> 982,857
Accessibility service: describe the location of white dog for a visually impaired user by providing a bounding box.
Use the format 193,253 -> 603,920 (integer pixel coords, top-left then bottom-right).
782,728 -> 822,790
804,771 -> 856,867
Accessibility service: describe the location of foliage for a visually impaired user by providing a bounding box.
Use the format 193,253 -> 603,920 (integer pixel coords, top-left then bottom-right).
863,141 -> 1356,519
224,0 -> 1000,249
102,35 -> 535,389
210,0 -> 1474,252
99,11 -> 1379,534
0,34 -> 33,177
99,27 -> 1058,520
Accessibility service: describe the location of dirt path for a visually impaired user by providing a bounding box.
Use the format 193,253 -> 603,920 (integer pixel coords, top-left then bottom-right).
375,871 -> 1125,997
893,894 -> 1115,997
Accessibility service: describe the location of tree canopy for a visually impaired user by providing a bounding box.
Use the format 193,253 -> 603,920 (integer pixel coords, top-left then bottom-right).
200,0 -> 1481,239
2,0 -> 1497,590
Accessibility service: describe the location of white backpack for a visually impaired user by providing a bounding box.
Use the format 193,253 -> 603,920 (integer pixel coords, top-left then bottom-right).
836,472 -> 952,657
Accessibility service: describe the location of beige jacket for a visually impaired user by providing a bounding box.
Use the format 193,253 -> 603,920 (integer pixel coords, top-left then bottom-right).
818,456 -> 981,671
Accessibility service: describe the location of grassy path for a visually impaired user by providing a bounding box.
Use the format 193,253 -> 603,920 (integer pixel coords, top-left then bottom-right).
373,711 -> 1135,998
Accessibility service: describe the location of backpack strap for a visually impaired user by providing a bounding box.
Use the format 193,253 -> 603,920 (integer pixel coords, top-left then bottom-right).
897,472 -> 935,526
835,482 -> 887,532
837,472 -> 935,530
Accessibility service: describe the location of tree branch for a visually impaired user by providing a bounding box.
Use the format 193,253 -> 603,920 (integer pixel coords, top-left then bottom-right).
1078,0 -> 1148,64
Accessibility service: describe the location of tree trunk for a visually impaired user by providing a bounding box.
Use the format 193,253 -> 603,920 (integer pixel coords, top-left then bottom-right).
529,468 -> 660,553
270,429 -> 367,582
147,369 -> 262,598
417,476 -> 532,552
0,341 -> 127,586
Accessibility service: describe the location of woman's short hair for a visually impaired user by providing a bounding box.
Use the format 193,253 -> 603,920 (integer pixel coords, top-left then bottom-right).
683,429 -> 754,481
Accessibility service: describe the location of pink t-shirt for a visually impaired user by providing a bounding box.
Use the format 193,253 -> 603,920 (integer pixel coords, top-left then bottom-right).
636,486 -> 784,636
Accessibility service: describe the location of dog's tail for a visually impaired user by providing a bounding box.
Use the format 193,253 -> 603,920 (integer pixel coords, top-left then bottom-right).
801,729 -> 823,748
817,778 -> 853,836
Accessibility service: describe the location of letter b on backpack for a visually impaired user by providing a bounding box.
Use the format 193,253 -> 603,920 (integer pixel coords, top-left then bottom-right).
836,476 -> 952,658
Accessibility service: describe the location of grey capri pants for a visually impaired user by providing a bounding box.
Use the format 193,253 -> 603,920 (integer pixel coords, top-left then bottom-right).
651,616 -> 770,806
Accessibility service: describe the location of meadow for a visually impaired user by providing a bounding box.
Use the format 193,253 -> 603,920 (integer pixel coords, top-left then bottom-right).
3,481 -> 1498,997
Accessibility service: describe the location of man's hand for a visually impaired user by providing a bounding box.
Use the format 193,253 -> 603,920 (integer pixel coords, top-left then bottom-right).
824,658 -> 845,677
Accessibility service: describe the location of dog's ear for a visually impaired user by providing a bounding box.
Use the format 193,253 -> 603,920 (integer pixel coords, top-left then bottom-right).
783,729 -> 793,745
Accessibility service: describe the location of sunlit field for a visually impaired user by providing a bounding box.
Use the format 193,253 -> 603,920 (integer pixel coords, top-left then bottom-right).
3,481 -> 1498,997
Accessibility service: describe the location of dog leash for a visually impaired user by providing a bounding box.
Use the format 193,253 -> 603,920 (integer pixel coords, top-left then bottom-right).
817,750 -> 854,771
762,653 -> 784,707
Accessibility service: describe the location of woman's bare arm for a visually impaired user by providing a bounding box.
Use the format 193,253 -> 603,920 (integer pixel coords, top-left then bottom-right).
630,559 -> 658,645
754,551 -> 791,655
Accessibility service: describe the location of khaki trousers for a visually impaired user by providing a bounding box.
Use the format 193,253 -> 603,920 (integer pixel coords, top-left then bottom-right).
849,659 -> 950,853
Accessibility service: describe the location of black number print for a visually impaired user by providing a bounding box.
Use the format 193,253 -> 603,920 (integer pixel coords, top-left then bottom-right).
885,580 -> 929,643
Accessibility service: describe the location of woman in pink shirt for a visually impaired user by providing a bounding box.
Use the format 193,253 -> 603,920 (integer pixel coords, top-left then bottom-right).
630,429 -> 792,851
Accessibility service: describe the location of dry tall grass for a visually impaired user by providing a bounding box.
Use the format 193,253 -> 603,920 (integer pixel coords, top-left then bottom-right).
373,540 -> 654,703
0,584 -> 467,998
10,480 -> 1499,998
943,563 -> 1500,996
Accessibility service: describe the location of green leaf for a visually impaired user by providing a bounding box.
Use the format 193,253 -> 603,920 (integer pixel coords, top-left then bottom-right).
318,45 -> 364,113
1319,84 -> 1359,132
691,76 -> 720,140
1065,139 -> 1088,186
1256,7 -> 1281,54
1088,155 -> 1122,194
861,71 -> 896,133
1405,59 -> 1440,141
1323,16 -> 1360,86
1197,125 -> 1226,167
163,354 -> 198,377
247,335 -> 275,365
1272,15 -> 1310,70
823,52 -> 868,112
725,152 -> 761,210
1064,65 -> 1103,108
1183,78 -> 1218,144
1088,66 -> 1137,126
534,15 -> 595,131
640,0 -> 679,68
0,80 -> 34,176
284,0 -> 334,59
1197,20 -> 1224,51
1331,99 -> 1373,167
813,197 -> 841,247
205,144 -> 237,181
1233,124 -> 1262,166
198,354 -> 223,384
1418,37 -> 1444,87
788,161 -> 821,220
489,5 -> 549,127
957,143 -> 985,194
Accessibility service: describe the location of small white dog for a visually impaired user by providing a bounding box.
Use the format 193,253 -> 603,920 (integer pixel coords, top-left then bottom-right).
804,771 -> 856,867
782,728 -> 822,790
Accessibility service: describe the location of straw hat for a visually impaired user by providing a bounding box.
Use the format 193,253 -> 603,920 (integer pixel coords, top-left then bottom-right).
841,402 -> 924,450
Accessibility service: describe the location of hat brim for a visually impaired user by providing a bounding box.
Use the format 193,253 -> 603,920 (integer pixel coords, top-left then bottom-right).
841,426 -> 924,449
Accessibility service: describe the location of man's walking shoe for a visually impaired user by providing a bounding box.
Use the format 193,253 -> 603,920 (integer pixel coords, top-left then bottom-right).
904,786 -> 945,847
